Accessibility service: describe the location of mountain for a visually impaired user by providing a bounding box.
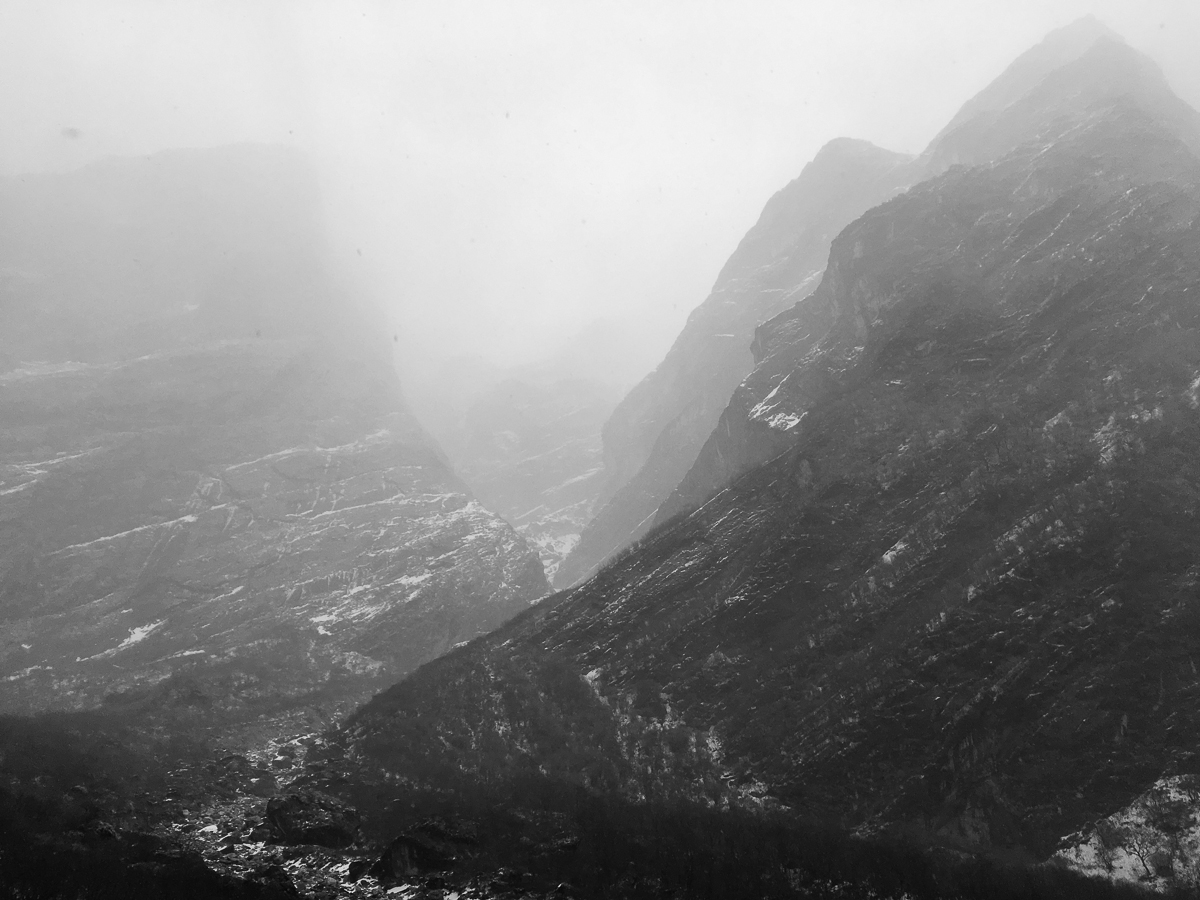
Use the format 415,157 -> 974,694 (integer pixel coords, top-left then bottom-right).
0,146 -> 547,726
919,15 -> 1120,168
662,29 -> 1200,520
341,24 -> 1200,871
554,17 -> 1175,591
553,139 -> 914,587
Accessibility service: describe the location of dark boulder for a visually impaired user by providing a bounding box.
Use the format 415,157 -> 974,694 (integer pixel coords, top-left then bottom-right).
370,834 -> 455,880
218,753 -> 251,772
347,857 -> 374,881
245,771 -> 278,798
246,863 -> 302,899
369,817 -> 479,881
265,789 -> 359,848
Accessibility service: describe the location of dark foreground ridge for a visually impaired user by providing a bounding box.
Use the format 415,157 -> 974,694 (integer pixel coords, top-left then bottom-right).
0,709 -> 1186,900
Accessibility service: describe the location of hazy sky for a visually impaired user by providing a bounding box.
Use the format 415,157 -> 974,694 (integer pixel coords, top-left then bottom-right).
2,0 -> 1198,388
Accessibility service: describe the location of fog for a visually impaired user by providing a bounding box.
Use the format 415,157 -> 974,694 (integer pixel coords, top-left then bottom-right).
3,0 -> 1198,396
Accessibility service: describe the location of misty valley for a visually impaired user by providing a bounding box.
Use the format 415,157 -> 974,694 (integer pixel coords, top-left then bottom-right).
7,14 -> 1200,900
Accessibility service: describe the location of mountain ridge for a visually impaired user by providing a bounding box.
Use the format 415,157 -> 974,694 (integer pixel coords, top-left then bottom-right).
553,136 -> 914,588
660,29 -> 1200,524
560,18 -> 1199,588
340,29 -> 1200,869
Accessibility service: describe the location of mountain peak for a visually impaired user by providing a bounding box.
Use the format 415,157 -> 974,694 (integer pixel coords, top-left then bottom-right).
810,136 -> 907,164
926,16 -> 1121,153
1045,13 -> 1121,46
921,19 -> 1200,172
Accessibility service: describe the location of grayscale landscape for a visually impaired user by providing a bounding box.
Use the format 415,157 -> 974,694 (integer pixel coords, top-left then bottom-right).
3,3 -> 1200,898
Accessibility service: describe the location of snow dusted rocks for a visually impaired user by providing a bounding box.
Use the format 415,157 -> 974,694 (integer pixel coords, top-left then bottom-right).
0,146 -> 547,720
0,362 -> 545,714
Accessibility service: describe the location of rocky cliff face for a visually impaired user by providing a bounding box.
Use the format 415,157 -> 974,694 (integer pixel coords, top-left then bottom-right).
343,29 -> 1200,865
0,146 -> 547,723
556,18 -> 1170,592
661,31 -> 1200,523
553,139 -> 913,588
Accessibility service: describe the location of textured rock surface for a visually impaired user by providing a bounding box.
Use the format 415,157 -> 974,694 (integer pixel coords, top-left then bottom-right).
0,146 -> 547,719
343,29 -> 1200,861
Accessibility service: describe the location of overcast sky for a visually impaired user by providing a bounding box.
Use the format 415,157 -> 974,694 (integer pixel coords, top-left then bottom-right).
2,0 -> 1198,389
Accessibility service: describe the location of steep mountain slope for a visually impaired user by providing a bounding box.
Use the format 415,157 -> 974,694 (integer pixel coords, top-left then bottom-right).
0,147 -> 547,722
663,32 -> 1200,521
345,36 -> 1200,862
556,18 -> 1164,591
920,15 -> 1119,167
553,139 -> 913,587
